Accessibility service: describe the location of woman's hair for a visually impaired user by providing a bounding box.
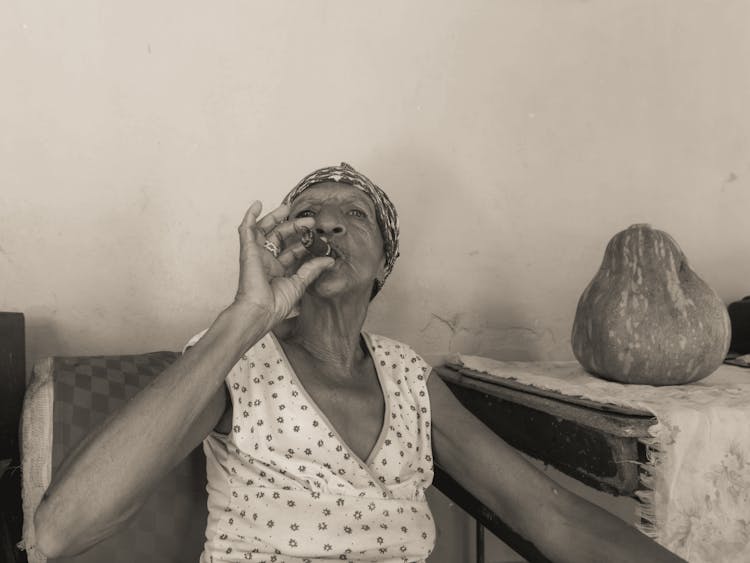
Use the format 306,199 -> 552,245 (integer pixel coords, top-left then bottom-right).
283,162 -> 400,298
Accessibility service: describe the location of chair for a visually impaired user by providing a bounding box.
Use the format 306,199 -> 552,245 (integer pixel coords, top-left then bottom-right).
21,352 -> 208,563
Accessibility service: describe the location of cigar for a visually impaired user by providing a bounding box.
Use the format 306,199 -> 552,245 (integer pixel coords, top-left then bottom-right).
300,227 -> 337,258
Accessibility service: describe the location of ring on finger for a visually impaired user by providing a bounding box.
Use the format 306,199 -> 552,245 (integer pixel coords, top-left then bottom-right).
263,239 -> 281,258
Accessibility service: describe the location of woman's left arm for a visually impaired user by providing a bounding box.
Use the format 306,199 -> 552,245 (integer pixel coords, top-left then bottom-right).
427,372 -> 685,563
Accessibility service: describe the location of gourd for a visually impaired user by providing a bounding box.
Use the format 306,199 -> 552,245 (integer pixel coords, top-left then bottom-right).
571,224 -> 731,385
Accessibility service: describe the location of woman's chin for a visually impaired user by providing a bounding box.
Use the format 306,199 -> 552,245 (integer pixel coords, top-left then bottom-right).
309,276 -> 350,299
308,271 -> 368,301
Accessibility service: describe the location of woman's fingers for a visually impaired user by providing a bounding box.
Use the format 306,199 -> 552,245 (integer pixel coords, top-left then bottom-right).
236,201 -> 270,297
256,204 -> 291,236
277,242 -> 309,269
238,202 -> 264,261
273,217 -> 315,242
238,201 -> 263,246
294,257 -> 336,287
271,257 -> 335,309
263,218 -> 314,255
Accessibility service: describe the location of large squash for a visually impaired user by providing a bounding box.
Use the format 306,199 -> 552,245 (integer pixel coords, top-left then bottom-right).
572,224 -> 731,385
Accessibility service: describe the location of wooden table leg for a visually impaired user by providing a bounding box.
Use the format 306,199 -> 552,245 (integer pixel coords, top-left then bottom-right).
476,519 -> 484,563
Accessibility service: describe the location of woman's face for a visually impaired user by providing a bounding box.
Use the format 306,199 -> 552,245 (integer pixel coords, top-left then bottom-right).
289,182 -> 385,299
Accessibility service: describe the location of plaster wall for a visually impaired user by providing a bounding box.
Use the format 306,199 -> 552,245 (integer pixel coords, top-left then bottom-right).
2,2 -> 749,561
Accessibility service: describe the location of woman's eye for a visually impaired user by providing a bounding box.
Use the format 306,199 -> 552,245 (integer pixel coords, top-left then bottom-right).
295,209 -> 316,218
348,209 -> 366,218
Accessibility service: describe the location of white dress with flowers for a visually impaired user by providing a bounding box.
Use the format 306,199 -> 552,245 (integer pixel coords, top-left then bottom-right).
192,331 -> 436,563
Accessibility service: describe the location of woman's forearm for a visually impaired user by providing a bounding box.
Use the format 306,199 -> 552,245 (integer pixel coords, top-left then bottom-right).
530,488 -> 685,563
34,304 -> 270,557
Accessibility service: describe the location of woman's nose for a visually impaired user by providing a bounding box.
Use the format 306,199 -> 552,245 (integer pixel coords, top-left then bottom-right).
315,208 -> 346,237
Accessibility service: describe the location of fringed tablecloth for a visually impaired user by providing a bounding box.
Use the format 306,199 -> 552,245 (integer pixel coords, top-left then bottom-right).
448,355 -> 750,563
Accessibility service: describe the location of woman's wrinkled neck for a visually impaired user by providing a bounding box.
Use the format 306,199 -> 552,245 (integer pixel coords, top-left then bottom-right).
287,289 -> 371,375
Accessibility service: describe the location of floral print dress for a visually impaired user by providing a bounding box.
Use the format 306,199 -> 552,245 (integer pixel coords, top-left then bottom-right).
194,331 -> 436,563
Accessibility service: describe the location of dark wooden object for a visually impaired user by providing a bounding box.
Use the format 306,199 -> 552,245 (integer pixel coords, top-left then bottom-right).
433,364 -> 656,562
0,312 -> 27,563
436,365 -> 655,496
433,466 -> 553,563
728,296 -> 750,353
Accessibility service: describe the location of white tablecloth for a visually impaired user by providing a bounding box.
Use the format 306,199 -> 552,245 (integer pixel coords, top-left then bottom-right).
450,356 -> 750,563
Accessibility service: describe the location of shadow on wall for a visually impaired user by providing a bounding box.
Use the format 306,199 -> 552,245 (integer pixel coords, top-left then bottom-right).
24,312 -> 62,382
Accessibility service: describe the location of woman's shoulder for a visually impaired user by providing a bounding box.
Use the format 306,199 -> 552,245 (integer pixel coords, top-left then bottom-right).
364,332 -> 431,368
181,327 -> 279,361
181,316 -> 298,354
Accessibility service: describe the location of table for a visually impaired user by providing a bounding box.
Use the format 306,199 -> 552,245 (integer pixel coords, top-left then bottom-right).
433,364 -> 657,563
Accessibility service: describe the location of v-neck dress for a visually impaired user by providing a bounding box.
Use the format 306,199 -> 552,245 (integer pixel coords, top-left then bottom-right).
195,331 -> 436,563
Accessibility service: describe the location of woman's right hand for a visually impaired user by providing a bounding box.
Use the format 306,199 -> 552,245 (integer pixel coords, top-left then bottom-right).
232,201 -> 334,328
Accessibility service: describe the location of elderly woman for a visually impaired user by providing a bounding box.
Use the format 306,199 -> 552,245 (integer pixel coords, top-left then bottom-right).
34,163 -> 683,562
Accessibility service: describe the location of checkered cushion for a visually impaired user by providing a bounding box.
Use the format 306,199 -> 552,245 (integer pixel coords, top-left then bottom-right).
48,352 -> 208,563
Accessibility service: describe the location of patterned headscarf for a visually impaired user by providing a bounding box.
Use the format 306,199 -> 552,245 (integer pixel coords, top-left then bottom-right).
282,162 -> 400,297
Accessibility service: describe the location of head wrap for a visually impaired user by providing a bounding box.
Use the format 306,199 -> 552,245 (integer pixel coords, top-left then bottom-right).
282,162 -> 400,297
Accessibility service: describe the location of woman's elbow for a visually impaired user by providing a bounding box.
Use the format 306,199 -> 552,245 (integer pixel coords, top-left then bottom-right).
33,496 -> 118,558
34,498 -> 68,558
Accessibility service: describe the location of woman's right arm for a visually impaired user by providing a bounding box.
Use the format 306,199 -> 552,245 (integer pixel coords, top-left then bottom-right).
33,202 -> 333,558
